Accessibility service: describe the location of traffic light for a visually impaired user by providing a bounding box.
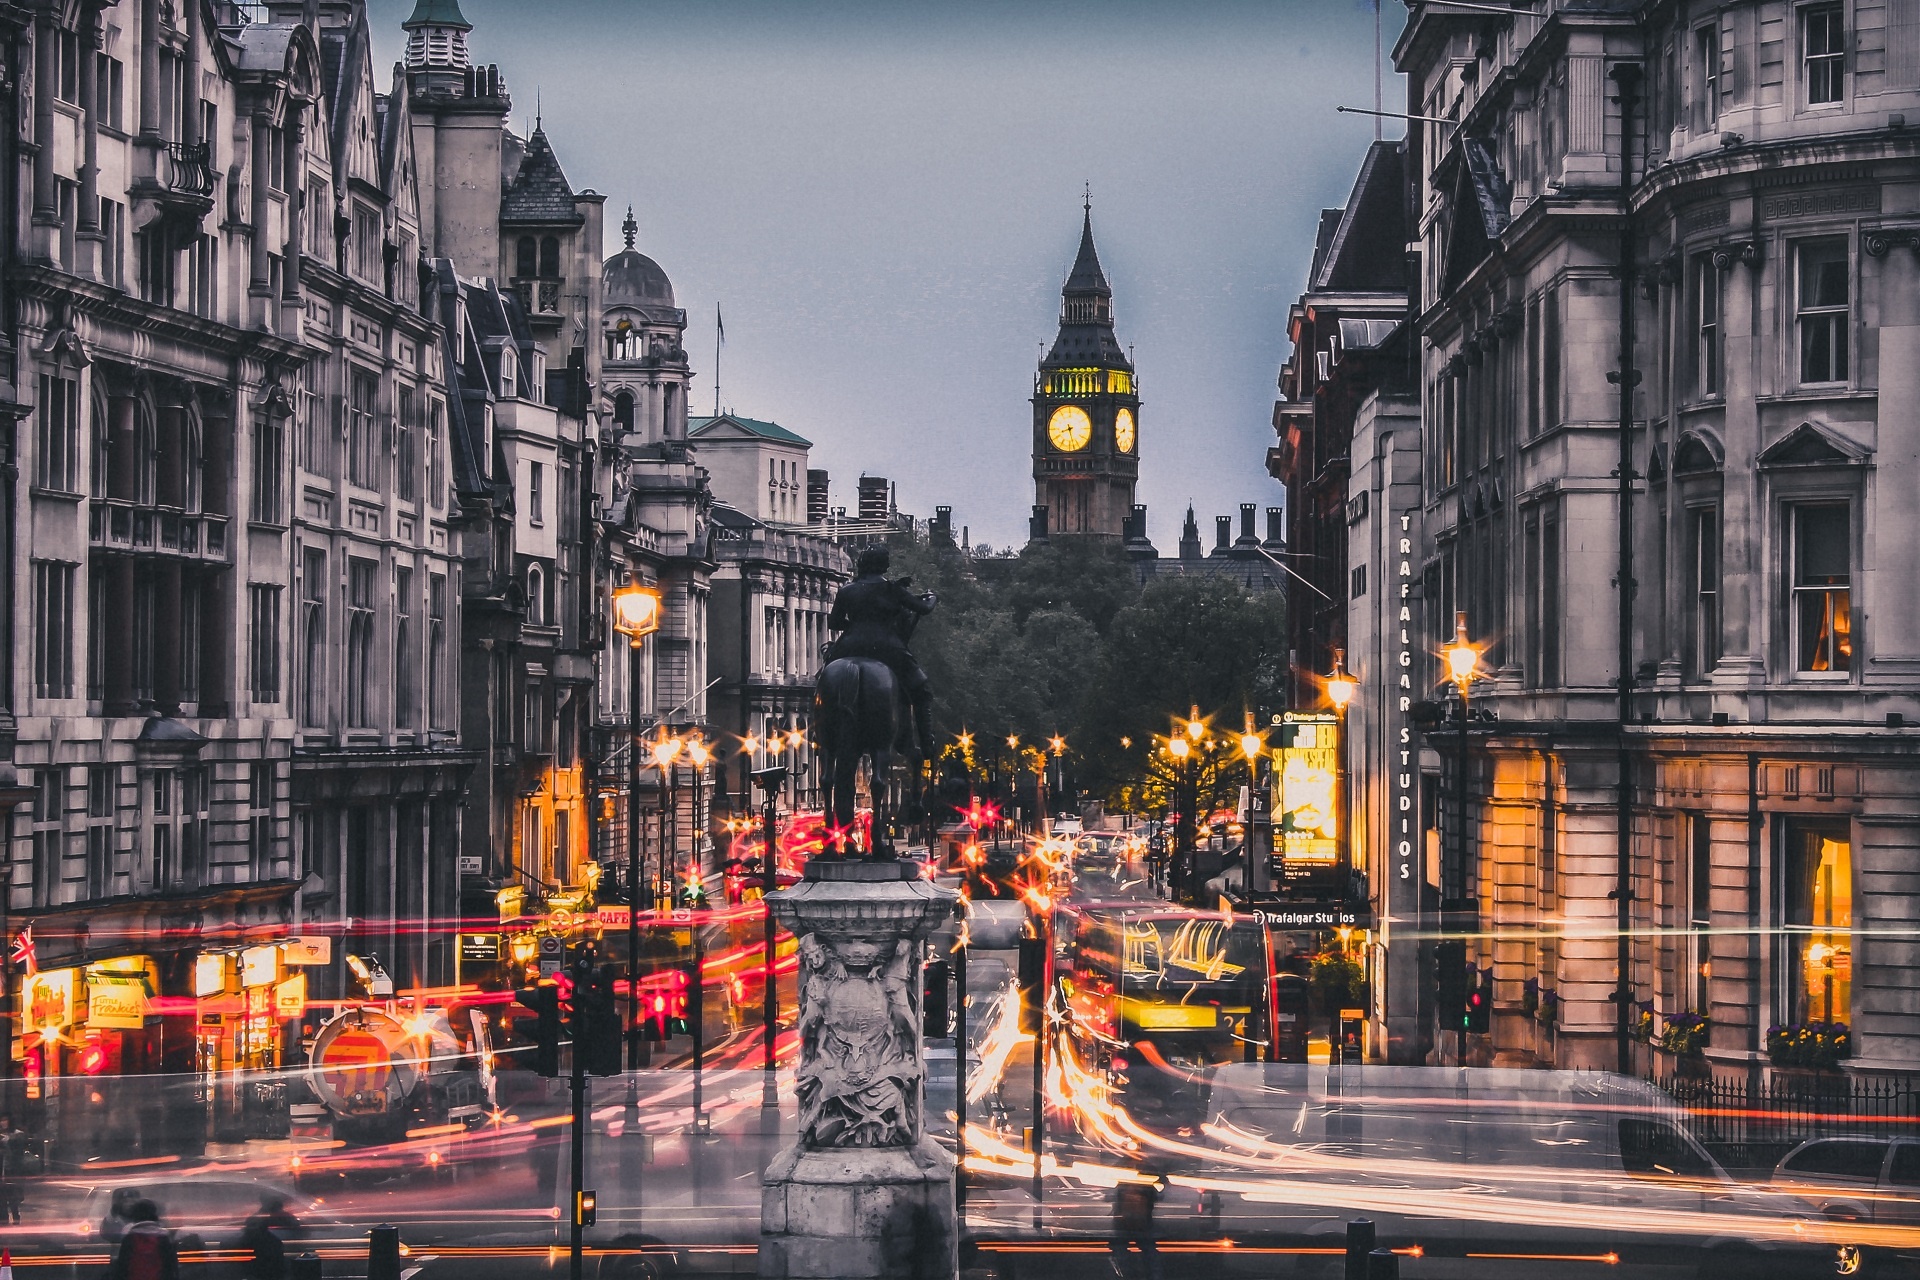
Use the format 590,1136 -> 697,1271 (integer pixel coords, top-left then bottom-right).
1466,966 -> 1492,1034
573,1190 -> 597,1228
514,981 -> 563,1078
570,961 -> 623,1077
1016,936 -> 1047,1035
922,958 -> 951,1037
1434,940 -> 1468,1032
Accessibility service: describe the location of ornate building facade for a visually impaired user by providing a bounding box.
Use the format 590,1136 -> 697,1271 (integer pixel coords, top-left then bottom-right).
1298,0 -> 1920,1075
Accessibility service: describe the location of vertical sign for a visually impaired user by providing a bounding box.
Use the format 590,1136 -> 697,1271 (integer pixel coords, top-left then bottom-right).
1393,513 -> 1418,887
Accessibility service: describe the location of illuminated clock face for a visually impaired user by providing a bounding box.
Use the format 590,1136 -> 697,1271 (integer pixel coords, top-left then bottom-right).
1113,407 -> 1136,454
1048,404 -> 1092,452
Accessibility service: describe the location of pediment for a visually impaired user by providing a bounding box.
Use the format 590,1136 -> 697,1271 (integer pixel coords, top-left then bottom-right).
1673,429 -> 1723,475
1758,421 -> 1870,468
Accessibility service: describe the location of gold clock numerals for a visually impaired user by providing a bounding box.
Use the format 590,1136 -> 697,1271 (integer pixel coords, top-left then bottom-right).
1048,404 -> 1092,452
1114,406 -> 1136,453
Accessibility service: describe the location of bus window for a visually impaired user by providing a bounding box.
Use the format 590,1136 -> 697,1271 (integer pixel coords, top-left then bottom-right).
1619,1117 -> 1713,1177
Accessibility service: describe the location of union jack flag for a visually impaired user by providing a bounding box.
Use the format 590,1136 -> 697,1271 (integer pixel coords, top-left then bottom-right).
9,928 -> 34,977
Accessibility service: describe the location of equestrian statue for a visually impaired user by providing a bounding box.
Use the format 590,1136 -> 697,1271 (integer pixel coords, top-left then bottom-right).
812,544 -> 936,857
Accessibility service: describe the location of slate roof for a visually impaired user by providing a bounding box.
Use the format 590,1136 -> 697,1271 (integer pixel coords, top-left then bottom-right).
1312,140 -> 1408,294
502,126 -> 584,226
403,0 -> 472,29
1063,210 -> 1111,296
688,414 -> 812,448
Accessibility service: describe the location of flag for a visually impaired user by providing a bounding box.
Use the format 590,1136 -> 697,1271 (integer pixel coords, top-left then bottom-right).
716,305 -> 725,343
10,928 -> 33,978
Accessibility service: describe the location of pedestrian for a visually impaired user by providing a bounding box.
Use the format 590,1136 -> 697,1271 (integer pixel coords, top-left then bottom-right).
103,1199 -> 178,1280
0,1113 -> 24,1224
1108,1170 -> 1166,1280
239,1193 -> 300,1280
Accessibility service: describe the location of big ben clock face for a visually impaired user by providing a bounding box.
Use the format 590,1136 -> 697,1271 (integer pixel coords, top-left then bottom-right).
1048,404 -> 1092,452
1113,407 -> 1136,454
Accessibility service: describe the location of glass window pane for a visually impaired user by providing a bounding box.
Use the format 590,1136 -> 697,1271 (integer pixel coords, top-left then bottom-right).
1784,821 -> 1852,1024
1800,243 -> 1848,308
1796,506 -> 1849,584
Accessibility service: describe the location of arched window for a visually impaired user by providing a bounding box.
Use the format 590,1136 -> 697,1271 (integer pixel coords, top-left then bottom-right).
134,403 -> 158,505
527,564 -> 544,626
539,235 -> 560,278
515,236 -> 537,278
89,393 -> 110,499
612,390 -> 635,434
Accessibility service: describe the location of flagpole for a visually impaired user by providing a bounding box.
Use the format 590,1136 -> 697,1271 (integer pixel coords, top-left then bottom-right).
714,305 -> 723,417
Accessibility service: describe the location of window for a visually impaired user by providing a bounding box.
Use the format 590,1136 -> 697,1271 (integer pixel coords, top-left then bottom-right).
1781,819 -> 1852,1027
394,232 -> 415,305
520,803 -> 543,876
526,564 -> 544,626
1686,506 -> 1721,676
1688,813 -> 1713,1016
1797,241 -> 1849,384
1784,1140 -> 1885,1180
515,236 -> 536,278
300,357 -> 328,478
252,411 -> 284,523
428,573 -> 447,729
1618,1120 -> 1715,1178
138,225 -> 174,307
248,584 -> 282,703
1694,255 -> 1722,397
395,566 -> 415,730
426,400 -> 446,508
1695,24 -> 1719,128
32,561 -> 76,699
613,391 -> 635,434
529,461 -> 544,525
1349,565 -> 1367,599
54,26 -> 78,103
97,53 -> 125,132
346,558 -> 376,728
186,233 -> 217,318
395,386 -> 416,504
86,765 -> 114,900
347,368 -> 380,489
1541,289 -> 1561,434
249,761 -> 274,871
1803,4 -> 1845,106
1791,504 -> 1851,674
353,206 -> 382,284
36,374 -> 80,493
98,198 -> 125,288
30,770 -> 62,909
301,549 -> 327,727
539,236 -> 560,278
523,680 -> 545,753
130,573 -> 155,703
179,766 -> 207,889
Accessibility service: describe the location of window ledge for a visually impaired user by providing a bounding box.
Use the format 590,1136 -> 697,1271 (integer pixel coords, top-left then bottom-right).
1758,388 -> 1875,407
248,519 -> 290,534
31,487 -> 84,503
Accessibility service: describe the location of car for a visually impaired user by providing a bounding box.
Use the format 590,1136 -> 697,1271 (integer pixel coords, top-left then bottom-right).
1076,833 -> 1121,873
1769,1136 -> 1920,1272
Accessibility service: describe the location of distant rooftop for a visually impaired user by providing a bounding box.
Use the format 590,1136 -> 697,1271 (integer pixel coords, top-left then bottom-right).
689,413 -> 811,448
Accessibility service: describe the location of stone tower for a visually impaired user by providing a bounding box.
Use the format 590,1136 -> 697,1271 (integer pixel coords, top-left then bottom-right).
1030,201 -> 1139,541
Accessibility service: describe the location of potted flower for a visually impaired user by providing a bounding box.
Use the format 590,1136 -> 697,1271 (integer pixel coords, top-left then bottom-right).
1522,976 -> 1539,1016
1536,987 -> 1558,1030
1631,1001 -> 1655,1045
1767,1021 -> 1852,1072
1657,1010 -> 1711,1080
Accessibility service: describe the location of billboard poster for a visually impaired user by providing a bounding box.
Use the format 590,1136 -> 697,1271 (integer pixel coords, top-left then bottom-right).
1274,713 -> 1339,872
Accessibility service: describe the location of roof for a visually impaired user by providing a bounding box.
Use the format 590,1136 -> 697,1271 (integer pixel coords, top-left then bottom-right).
605,250 -> 674,307
688,414 -> 812,448
1063,209 -> 1111,297
501,126 -> 583,225
1312,140 -> 1409,294
403,0 -> 472,29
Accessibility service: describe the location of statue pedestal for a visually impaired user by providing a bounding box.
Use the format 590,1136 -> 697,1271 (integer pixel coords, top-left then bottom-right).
758,861 -> 959,1280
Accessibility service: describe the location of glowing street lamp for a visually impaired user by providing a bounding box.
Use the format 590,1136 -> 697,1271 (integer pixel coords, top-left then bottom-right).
1326,647 -> 1358,714
611,583 -> 662,644
610,580 -> 663,1080
1445,611 -> 1480,691
1166,735 -> 1191,761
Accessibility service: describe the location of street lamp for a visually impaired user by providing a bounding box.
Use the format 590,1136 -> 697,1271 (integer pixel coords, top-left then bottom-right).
651,731 -> 684,914
612,583 -> 662,1084
687,736 -> 713,899
1441,611 -> 1479,1066
1166,733 -> 1194,901
1325,649 -> 1358,914
1326,647 -> 1358,715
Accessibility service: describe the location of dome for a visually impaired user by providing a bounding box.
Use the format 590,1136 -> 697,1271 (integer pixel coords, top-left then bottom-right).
603,250 -> 674,307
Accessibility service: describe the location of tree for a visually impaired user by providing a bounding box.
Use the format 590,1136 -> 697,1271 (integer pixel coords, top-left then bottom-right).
1076,573 -> 1289,804
1004,539 -> 1141,635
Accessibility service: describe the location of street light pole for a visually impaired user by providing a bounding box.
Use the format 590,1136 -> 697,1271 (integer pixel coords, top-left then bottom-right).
610,584 -> 662,1088
753,766 -> 786,1115
1443,615 -> 1479,1070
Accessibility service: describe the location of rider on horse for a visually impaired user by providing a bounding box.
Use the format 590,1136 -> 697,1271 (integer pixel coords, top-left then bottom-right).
823,544 -> 937,758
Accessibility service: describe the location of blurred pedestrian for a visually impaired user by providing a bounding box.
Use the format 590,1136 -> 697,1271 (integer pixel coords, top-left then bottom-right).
103,1199 -> 177,1280
1108,1171 -> 1166,1280
0,1113 -> 24,1224
240,1193 -> 299,1280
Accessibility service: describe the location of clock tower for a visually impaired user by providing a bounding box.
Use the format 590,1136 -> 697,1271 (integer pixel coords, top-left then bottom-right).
1031,203 -> 1138,541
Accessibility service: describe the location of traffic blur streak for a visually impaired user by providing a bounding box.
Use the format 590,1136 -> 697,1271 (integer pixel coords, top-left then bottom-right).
948,1002 -> 1906,1266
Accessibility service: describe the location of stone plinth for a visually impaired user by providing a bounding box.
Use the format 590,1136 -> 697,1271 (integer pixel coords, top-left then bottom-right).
759,861 -> 959,1280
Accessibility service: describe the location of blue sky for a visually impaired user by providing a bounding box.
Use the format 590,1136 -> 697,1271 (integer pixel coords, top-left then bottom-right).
368,0 -> 1407,549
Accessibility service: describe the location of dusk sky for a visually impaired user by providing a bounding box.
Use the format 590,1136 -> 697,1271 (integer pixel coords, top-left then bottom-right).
368,0 -> 1408,549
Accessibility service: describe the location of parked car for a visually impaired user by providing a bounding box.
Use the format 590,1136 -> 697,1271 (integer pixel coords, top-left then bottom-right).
1769,1136 -> 1920,1273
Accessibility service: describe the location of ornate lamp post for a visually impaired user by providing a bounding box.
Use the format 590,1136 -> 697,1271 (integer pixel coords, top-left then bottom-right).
612,582 -> 662,1084
1166,732 -> 1192,902
687,736 -> 713,897
1325,649 -> 1358,909
650,731 -> 684,914
1441,613 -> 1480,1066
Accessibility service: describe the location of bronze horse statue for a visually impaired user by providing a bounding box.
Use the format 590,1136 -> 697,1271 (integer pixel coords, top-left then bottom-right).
812,656 -> 913,857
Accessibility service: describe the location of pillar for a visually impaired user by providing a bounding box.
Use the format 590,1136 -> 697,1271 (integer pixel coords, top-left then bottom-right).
760,862 -> 957,1280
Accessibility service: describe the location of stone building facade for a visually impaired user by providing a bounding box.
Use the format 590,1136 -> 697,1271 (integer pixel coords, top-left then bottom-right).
1293,0 -> 1920,1075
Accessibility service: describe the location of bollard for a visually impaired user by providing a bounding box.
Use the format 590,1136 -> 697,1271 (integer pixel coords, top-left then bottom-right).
367,1224 -> 401,1280
290,1252 -> 322,1280
1367,1246 -> 1399,1280
1344,1218 -> 1376,1280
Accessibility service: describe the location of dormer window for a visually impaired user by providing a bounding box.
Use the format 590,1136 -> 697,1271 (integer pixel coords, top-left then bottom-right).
499,347 -> 517,399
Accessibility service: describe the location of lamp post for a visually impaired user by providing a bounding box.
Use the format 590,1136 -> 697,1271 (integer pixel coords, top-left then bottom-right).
1167,733 -> 1192,903
651,732 -> 683,914
1048,736 -> 1067,825
612,583 -> 662,1088
751,765 -> 787,1115
1005,735 -> 1020,835
687,737 -> 713,900
1441,613 -> 1480,1068
1326,649 -> 1358,899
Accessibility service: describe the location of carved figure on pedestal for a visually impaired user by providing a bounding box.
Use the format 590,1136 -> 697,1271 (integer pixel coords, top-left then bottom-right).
794,933 -> 921,1148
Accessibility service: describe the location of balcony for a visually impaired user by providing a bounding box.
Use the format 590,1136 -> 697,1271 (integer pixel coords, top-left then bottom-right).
511,276 -> 564,330
89,500 -> 230,563
130,141 -> 215,231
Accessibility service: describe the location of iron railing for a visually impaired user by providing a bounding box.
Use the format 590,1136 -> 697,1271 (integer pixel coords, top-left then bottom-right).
1652,1071 -> 1920,1176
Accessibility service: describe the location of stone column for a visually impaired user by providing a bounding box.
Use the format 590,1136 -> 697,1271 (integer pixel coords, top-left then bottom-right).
761,861 -> 958,1280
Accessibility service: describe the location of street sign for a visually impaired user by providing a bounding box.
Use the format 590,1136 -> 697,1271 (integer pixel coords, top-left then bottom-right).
538,934 -> 563,977
460,933 -> 501,962
458,856 -> 483,875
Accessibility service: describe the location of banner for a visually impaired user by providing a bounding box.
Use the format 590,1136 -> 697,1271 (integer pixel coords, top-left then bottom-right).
21,969 -> 75,1034
1275,713 -> 1340,869
85,973 -> 150,1030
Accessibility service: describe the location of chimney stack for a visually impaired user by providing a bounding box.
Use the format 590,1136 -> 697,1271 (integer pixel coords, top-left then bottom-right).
1237,502 -> 1258,547
1264,506 -> 1284,547
1214,515 -> 1232,553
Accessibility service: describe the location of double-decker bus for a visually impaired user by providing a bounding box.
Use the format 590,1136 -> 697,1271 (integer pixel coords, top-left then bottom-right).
1057,905 -> 1275,1127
